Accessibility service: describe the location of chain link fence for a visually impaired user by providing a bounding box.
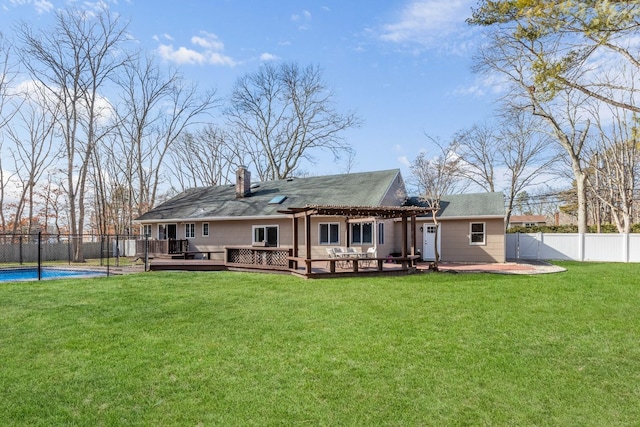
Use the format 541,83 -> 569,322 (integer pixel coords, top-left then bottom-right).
0,233 -> 147,278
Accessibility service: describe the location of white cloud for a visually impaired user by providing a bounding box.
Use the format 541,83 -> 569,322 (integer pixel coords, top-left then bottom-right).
452,72 -> 512,98
158,44 -> 206,65
9,0 -> 53,14
191,31 -> 224,50
397,155 -> 411,168
153,33 -> 174,42
204,51 -> 236,66
291,10 -> 311,21
380,0 -> 477,53
291,9 -> 312,30
260,52 -> 279,61
157,31 -> 236,66
33,0 -> 53,13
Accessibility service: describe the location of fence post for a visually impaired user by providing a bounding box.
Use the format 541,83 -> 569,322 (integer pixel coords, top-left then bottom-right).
37,232 -> 42,280
144,235 -> 149,272
578,233 -> 585,262
106,235 -> 110,277
115,234 -> 120,267
624,233 -> 630,263
19,235 -> 23,265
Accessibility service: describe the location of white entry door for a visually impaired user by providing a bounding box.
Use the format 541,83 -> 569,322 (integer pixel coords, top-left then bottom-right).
422,224 -> 441,261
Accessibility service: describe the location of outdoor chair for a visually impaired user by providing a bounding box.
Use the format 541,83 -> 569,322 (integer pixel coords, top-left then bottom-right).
364,247 -> 377,267
325,247 -> 336,268
332,247 -> 350,268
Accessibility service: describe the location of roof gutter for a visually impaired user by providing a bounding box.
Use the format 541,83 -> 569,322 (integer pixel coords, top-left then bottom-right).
395,214 -> 505,222
132,214 -> 290,224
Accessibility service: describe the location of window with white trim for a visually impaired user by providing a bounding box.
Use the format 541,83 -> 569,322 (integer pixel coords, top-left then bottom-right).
185,223 -> 195,239
319,223 -> 340,245
142,224 -> 152,238
470,222 -> 486,245
253,225 -> 279,247
202,223 -> 209,237
351,222 -> 373,245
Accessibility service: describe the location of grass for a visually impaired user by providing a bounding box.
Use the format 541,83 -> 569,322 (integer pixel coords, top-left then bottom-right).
1,262 -> 639,425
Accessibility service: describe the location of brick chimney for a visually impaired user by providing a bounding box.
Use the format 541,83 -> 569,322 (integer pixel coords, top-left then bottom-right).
236,166 -> 251,198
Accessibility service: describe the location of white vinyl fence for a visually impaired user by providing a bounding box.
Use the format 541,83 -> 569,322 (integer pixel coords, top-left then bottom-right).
507,233 -> 640,263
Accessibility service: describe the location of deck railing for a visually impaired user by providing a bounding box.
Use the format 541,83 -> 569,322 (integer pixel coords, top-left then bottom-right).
135,239 -> 188,256
289,255 -> 419,276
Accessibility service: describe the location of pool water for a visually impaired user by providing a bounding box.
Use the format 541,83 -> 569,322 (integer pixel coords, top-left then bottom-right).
0,268 -> 107,282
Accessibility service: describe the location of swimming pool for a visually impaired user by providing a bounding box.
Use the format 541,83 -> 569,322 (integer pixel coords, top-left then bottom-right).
0,267 -> 108,282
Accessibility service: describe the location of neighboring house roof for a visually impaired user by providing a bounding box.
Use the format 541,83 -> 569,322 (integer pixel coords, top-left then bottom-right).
136,169 -> 405,222
510,215 -> 546,224
407,192 -> 505,219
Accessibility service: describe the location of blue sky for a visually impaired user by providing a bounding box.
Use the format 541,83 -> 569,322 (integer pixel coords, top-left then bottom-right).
1,0 -> 498,178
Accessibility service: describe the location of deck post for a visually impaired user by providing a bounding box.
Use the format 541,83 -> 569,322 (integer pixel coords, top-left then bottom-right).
305,213 -> 312,273
292,216 -> 299,269
411,214 -> 417,265
401,215 -> 408,269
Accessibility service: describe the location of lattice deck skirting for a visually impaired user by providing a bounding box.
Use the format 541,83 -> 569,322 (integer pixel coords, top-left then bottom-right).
226,247 -> 292,270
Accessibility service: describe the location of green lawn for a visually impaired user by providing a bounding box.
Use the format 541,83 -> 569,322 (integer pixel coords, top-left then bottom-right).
1,262 -> 639,426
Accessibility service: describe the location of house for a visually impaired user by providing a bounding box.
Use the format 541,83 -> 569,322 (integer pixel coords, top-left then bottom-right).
134,168 -> 506,266
509,215 -> 547,228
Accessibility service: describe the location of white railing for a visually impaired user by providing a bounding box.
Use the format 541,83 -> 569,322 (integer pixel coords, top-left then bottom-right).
507,233 -> 640,263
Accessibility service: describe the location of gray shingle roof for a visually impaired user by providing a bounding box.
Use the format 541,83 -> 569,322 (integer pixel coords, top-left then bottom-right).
407,192 -> 505,218
136,169 -> 404,221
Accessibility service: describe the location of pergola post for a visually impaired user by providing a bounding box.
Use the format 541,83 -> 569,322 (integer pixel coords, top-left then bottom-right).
291,216 -> 299,269
401,215 -> 408,258
401,215 -> 408,269
411,214 -> 417,255
411,214 -> 417,266
305,213 -> 312,274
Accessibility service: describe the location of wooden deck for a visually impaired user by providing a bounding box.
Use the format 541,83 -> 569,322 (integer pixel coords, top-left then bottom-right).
150,259 -> 226,271
149,256 -> 423,278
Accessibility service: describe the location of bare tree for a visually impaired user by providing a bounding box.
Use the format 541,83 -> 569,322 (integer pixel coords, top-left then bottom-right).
496,109 -> 557,227
16,6 -> 131,260
36,173 -> 68,237
0,33 -> 21,232
113,59 -> 218,214
410,138 -> 464,270
113,55 -> 178,218
144,81 -> 218,211
453,122 -> 499,192
586,102 -> 639,233
453,110 -> 557,228
474,28 -> 592,233
226,62 -> 361,181
4,86 -> 59,233
168,124 -> 241,191
513,188 -> 562,219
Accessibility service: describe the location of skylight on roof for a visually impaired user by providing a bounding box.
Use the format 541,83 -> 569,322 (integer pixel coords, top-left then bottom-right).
268,195 -> 287,204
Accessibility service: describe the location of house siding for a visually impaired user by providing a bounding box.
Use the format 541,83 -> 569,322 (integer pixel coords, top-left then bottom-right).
176,218 -> 293,260
379,172 -> 407,206
440,218 -> 505,263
